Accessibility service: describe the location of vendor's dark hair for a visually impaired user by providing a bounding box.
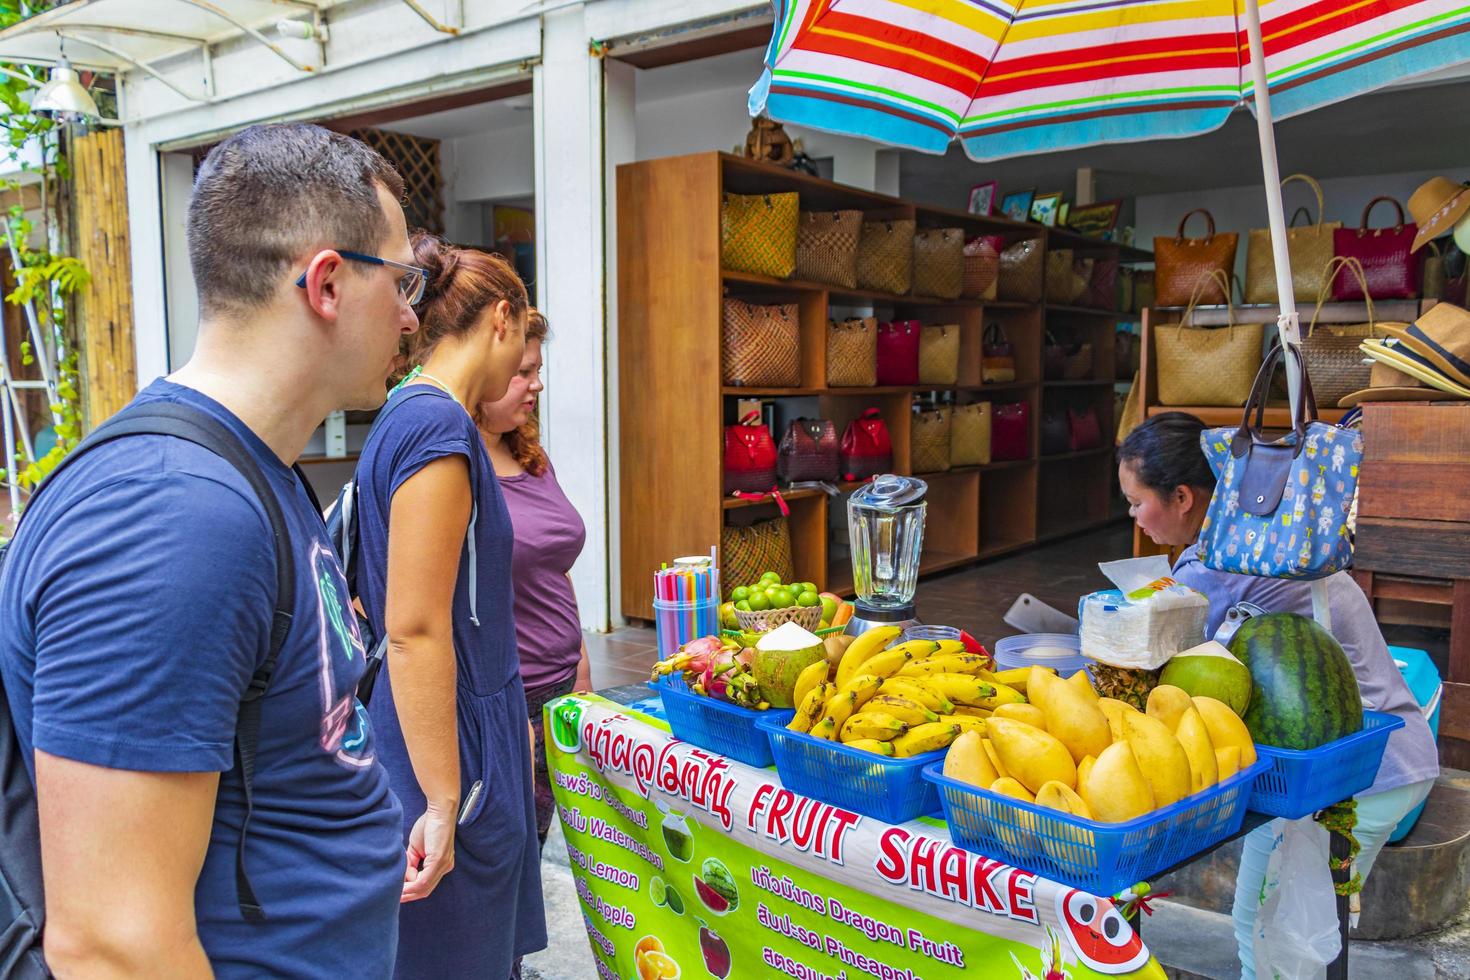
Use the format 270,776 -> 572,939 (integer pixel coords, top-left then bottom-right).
1118,412 -> 1216,494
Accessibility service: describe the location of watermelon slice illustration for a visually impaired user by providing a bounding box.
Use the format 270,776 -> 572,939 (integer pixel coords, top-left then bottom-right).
1056,890 -> 1148,974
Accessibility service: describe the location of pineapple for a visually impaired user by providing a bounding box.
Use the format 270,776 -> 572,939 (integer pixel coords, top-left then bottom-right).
1089,663 -> 1159,711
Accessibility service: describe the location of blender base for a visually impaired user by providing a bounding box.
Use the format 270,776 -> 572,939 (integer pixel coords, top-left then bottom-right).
844,601 -> 920,637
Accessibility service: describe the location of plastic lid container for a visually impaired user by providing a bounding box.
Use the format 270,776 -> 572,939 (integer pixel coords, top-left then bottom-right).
993,633 -> 1088,677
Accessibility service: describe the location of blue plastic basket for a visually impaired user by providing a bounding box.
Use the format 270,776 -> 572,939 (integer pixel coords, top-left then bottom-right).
1248,710 -> 1405,819
649,678 -> 793,768
755,714 -> 946,823
924,758 -> 1269,896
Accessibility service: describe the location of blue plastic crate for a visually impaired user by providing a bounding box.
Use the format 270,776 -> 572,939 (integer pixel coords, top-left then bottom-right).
924,757 -> 1269,896
755,714 -> 946,823
649,678 -> 792,768
1248,710 -> 1405,819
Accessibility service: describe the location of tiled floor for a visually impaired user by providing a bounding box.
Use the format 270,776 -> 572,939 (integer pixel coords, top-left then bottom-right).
586,522 -> 1133,681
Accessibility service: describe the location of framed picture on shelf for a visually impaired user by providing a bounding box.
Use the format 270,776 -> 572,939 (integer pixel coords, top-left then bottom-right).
1067,199 -> 1122,239
968,181 -> 999,216
1000,188 -> 1035,223
1031,192 -> 1063,227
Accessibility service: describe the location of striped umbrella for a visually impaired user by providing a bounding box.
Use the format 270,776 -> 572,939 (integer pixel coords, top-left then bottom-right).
750,0 -> 1470,162
749,0 -> 1470,417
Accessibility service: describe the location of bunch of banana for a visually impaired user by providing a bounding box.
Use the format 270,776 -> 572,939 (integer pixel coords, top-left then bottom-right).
785,625 -> 1045,759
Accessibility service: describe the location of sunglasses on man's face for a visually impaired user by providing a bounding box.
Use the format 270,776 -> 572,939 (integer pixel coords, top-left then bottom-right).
295,250 -> 428,305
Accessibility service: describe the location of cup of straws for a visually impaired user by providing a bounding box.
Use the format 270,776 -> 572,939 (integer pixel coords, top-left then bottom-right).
653,554 -> 721,661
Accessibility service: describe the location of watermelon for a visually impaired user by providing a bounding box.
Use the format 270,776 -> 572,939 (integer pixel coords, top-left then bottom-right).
1228,613 -> 1362,749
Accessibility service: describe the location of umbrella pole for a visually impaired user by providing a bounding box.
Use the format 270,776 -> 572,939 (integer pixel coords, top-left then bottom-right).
1245,0 -> 1303,422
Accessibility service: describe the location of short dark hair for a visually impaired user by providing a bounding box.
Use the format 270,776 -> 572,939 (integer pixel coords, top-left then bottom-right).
1118,411 -> 1217,495
187,123 -> 406,317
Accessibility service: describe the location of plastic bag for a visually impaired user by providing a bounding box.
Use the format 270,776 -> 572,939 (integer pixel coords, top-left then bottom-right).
1253,818 -> 1341,980
1078,576 -> 1208,670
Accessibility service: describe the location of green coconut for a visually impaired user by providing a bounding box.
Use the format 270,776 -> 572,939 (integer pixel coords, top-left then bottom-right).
1160,640 -> 1253,717
753,622 -> 826,707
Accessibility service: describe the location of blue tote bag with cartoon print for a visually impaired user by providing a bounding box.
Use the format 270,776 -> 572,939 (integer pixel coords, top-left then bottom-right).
1198,343 -> 1362,580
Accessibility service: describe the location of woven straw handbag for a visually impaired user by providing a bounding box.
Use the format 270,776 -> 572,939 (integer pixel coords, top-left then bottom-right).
911,406 -> 952,473
1154,271 -> 1265,406
856,219 -> 916,295
826,317 -> 877,387
1154,209 -> 1238,307
721,517 -> 794,591
962,236 -> 1002,300
918,324 -> 961,385
721,298 -> 800,387
1244,175 -> 1340,304
1045,249 -> 1077,304
912,228 -> 965,299
795,209 -> 862,287
950,402 -> 992,466
1300,257 -> 1379,407
721,192 -> 799,279
997,238 -> 1043,302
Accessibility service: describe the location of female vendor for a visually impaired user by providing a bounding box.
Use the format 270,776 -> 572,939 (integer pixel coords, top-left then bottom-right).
1117,412 -> 1438,980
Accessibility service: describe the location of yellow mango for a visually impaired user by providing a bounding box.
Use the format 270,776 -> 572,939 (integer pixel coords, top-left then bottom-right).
1192,696 -> 1258,767
989,776 -> 1035,803
1145,685 -> 1195,731
1076,754 -> 1096,789
1066,669 -> 1099,701
1175,706 -> 1219,795
943,730 -> 997,788
1026,666 -> 1060,712
981,738 -> 1010,780
1036,676 -> 1111,763
1035,780 -> 1093,819
987,716 -> 1077,794
1080,741 -> 1154,823
1122,711 -> 1193,808
1215,745 -> 1242,781
1097,698 -> 1138,742
992,703 -> 1047,729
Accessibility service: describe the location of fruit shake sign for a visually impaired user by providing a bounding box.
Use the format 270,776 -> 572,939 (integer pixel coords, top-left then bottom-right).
546,695 -> 1164,980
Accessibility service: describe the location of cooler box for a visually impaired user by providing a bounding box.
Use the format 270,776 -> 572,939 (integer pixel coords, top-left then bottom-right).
1388,645 -> 1441,842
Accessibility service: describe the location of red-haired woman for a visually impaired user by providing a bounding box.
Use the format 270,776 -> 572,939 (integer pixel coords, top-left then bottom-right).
475,309 -> 590,847
354,234 -> 546,977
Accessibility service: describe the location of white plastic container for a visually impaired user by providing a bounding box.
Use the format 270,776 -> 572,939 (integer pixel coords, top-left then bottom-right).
993,633 -> 1088,678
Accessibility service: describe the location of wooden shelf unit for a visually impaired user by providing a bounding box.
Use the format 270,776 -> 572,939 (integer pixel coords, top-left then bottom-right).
617,152 -> 1145,617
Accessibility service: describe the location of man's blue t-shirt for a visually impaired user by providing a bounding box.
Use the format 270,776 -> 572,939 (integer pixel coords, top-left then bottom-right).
0,379 -> 404,977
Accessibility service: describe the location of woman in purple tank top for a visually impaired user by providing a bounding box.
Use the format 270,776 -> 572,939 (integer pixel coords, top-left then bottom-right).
476,308 -> 589,847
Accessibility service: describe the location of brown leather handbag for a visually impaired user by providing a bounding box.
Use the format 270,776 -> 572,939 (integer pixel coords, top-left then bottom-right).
721,298 -> 800,387
778,418 -> 840,483
1155,209 -> 1237,306
826,316 -> 877,387
795,210 -> 862,288
912,228 -> 965,299
856,219 -> 916,295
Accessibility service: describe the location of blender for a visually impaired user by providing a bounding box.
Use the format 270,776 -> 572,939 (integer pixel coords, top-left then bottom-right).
844,474 -> 927,635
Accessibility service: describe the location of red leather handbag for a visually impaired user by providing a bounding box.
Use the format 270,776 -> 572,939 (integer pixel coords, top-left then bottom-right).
840,409 -> 893,481
876,320 -> 921,386
991,402 -> 1030,461
1068,407 -> 1102,451
1332,196 -> 1419,300
723,411 -> 778,495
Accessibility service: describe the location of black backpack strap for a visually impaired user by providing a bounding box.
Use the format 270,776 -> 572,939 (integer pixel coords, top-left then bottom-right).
29,402 -> 293,922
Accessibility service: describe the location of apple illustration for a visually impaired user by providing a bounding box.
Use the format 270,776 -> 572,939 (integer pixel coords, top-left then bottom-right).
698,920 -> 731,979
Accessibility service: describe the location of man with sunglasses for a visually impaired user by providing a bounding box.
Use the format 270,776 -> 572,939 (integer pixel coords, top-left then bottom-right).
0,124 -> 421,977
